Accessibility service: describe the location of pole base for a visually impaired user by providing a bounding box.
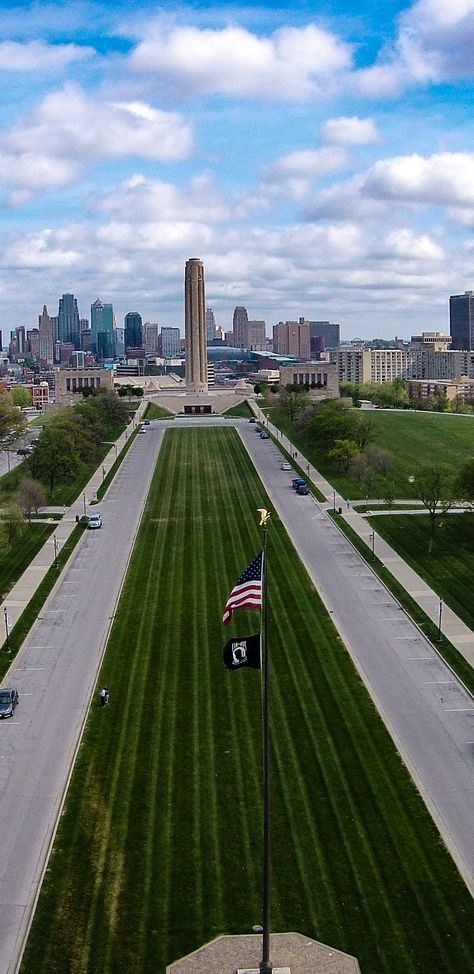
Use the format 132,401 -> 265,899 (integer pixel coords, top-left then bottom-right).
238,969 -> 290,973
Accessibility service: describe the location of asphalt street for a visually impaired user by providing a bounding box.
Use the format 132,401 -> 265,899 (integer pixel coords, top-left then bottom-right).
0,429 -> 162,974
239,423 -> 474,895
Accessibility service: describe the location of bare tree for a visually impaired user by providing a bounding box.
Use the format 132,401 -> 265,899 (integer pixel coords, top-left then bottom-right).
16,478 -> 47,525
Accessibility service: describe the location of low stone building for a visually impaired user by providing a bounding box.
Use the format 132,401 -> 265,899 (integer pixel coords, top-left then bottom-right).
55,367 -> 114,404
279,361 -> 339,398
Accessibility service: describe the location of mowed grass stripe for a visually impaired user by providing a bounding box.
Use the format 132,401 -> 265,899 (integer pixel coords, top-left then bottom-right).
20,427 -> 474,974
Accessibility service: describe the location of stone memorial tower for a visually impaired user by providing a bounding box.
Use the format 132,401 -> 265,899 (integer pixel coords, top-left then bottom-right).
184,257 -> 208,394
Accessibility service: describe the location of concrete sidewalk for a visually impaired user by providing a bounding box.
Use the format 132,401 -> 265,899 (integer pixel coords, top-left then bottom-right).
258,406 -> 474,670
0,405 -> 147,649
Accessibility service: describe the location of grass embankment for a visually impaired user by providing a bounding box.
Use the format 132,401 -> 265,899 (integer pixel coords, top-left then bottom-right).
367,511 -> 474,635
223,401 -> 253,418
330,512 -> 474,697
0,523 -> 54,602
144,403 -> 174,420
271,409 -> 474,500
20,429 -> 474,974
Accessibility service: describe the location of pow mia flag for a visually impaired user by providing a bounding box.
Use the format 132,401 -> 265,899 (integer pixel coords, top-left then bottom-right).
223,634 -> 261,671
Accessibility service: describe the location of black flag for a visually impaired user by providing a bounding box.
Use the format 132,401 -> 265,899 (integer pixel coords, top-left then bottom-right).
223,633 -> 261,670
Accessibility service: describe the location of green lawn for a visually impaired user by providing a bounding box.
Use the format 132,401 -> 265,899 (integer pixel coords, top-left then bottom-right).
20,429 -> 474,974
145,403 -> 174,420
368,510 -> 474,632
0,523 -> 54,602
271,409 -> 474,499
222,401 -> 253,418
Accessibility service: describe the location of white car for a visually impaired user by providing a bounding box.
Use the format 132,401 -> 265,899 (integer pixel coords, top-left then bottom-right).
138,425 -> 147,434
281,462 -> 292,471
88,513 -> 102,529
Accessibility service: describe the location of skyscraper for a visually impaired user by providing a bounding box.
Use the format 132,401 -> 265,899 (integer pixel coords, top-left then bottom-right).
233,306 -> 248,347
449,292 -> 474,350
124,312 -> 143,351
38,305 -> 54,363
161,326 -> 181,358
309,320 -> 340,353
185,258 -> 208,393
206,307 -> 216,342
91,299 -> 114,357
58,293 -> 80,348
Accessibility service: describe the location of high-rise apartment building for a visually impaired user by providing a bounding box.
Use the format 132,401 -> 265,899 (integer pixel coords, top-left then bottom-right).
449,291 -> 474,350
114,327 -> 125,359
27,328 -> 40,359
206,308 -> 216,342
184,258 -> 208,393
38,305 -> 54,363
247,320 -> 266,350
273,319 -> 310,359
161,326 -> 181,358
233,306 -> 249,347
124,312 -> 143,351
91,299 -> 114,356
58,293 -> 80,349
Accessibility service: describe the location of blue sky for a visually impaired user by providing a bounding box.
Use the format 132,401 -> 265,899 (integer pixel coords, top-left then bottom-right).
0,0 -> 473,339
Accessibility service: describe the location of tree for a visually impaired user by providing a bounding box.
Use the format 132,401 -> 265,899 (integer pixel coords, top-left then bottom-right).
455,458 -> 474,503
350,452 -> 376,495
32,427 -> 79,498
278,386 -> 308,424
0,394 -> 27,446
365,443 -> 394,478
2,502 -> 25,548
329,438 -> 360,472
16,478 -> 47,524
415,464 -> 455,552
10,386 -> 32,408
380,478 -> 397,510
134,387 -> 144,399
353,415 -> 374,449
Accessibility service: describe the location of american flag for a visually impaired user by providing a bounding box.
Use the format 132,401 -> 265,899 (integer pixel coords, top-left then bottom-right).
222,552 -> 264,625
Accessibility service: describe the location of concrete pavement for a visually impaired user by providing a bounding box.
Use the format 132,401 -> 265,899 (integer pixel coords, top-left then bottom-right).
0,405 -> 147,649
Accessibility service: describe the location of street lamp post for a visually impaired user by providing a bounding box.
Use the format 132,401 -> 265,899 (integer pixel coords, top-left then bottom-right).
102,466 -> 106,480
438,598 -> 443,640
4,607 -> 10,653
83,494 -> 86,517
370,531 -> 375,559
333,489 -> 336,512
53,535 -> 59,570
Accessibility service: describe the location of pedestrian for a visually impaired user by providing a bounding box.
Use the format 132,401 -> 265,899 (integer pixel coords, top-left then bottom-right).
346,499 -> 350,509
100,687 -> 107,707
104,687 -> 110,705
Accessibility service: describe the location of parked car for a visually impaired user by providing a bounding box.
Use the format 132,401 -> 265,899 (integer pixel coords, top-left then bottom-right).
0,688 -> 19,719
249,417 -> 256,423
296,484 -> 310,495
138,425 -> 147,434
260,432 -> 269,439
292,478 -> 306,489
281,462 -> 292,471
255,426 -> 262,433
16,446 -> 33,456
143,419 -> 151,425
88,513 -> 102,529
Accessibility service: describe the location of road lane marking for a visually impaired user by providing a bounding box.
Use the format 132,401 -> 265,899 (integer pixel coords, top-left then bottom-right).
444,708 -> 474,712
426,680 -> 455,685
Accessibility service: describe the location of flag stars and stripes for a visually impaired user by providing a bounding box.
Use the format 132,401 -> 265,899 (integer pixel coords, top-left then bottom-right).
222,551 -> 263,625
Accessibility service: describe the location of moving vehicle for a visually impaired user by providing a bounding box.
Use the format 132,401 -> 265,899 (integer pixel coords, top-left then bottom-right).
0,688 -> 19,719
296,484 -> 310,495
281,462 -> 292,471
138,425 -> 147,434
88,513 -> 102,529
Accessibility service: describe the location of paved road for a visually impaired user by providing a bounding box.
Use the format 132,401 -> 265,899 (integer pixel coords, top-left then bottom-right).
0,430 -> 162,974
240,425 -> 474,895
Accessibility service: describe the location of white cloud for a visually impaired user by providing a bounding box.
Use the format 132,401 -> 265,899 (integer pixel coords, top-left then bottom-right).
128,23 -> 353,100
362,152 -> 474,207
322,116 -> 380,145
0,84 -> 193,201
95,173 -> 231,223
0,39 -> 93,71
301,177 -> 388,222
266,147 -> 347,180
377,228 -> 445,261
354,0 -> 474,96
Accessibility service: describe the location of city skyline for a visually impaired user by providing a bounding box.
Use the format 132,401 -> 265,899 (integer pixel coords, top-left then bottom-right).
0,0 -> 473,338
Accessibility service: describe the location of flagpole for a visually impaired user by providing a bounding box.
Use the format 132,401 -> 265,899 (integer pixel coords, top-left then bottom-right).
260,525 -> 272,974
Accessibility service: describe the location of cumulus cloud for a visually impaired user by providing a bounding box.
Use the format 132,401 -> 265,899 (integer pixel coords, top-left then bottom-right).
362,152 -> 474,207
265,147 -> 347,180
95,173 -> 231,223
0,39 -> 93,71
354,0 -> 474,95
301,177 -> 388,222
376,228 -> 445,261
0,84 -> 193,202
128,22 -> 353,100
322,116 -> 380,145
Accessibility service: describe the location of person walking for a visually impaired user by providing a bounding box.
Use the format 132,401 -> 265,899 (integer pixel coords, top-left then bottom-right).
100,687 -> 107,707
